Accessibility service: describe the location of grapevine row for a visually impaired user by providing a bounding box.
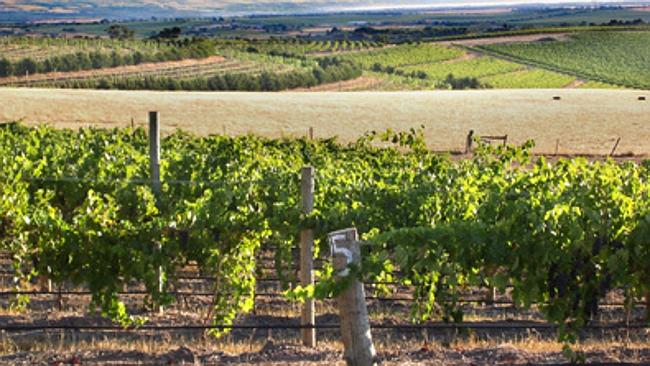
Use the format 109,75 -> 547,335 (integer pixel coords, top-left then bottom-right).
0,124 -> 647,344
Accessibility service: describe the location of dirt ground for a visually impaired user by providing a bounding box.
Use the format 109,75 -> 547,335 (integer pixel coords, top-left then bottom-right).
0,252 -> 649,365
0,88 -> 648,156
3,342 -> 650,365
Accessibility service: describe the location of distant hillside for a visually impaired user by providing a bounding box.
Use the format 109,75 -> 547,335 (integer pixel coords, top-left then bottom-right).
3,1 -> 650,22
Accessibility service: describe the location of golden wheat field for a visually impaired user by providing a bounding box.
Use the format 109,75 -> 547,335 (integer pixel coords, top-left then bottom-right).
1,88 -> 648,155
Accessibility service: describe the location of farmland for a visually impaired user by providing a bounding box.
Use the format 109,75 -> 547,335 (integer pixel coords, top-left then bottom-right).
0,122 -> 648,364
480,31 -> 650,89
3,30 -> 650,91
1,88 -> 648,156
0,37 -> 217,78
0,38 -> 364,90
2,6 -> 650,364
338,43 -> 464,69
481,68 -> 576,88
0,36 -> 169,62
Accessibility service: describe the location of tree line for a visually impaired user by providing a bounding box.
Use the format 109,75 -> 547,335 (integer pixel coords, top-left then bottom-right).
371,62 -> 484,89
0,40 -> 214,78
40,58 -> 361,91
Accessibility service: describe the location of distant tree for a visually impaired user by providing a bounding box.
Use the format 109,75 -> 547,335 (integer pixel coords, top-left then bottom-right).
90,51 -> 109,69
75,52 -> 92,70
110,51 -> 123,67
15,58 -> 37,76
154,27 -> 182,39
105,25 -> 135,40
444,74 -> 482,90
0,58 -> 12,77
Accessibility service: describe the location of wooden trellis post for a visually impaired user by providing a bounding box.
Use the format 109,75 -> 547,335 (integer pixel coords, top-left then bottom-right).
300,166 -> 316,347
465,130 -> 474,154
328,228 -> 376,366
149,111 -> 164,315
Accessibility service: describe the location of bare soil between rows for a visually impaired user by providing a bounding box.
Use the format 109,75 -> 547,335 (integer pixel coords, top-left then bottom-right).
2,342 -> 650,365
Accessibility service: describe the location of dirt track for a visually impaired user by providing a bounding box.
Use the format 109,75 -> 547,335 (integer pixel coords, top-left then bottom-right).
0,88 -> 649,155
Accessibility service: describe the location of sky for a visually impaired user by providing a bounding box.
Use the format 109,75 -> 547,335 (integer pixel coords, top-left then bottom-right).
1,0 -> 647,18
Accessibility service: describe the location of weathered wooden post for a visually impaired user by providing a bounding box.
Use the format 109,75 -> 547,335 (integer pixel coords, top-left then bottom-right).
300,166 -> 316,347
610,137 -> 621,157
328,228 -> 376,366
465,130 -> 474,154
149,111 -> 164,315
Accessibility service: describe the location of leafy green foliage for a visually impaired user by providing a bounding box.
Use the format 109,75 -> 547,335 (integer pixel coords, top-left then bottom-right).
481,31 -> 650,89
481,69 -> 575,88
0,123 -> 648,348
0,37 -> 214,77
339,43 -> 464,69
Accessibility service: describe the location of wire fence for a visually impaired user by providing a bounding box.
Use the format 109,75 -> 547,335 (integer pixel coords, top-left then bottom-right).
1,321 -> 648,333
1,144 -> 648,341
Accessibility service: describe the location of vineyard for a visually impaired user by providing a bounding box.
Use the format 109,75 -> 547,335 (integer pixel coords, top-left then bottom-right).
0,57 -> 298,89
479,31 -> 650,89
338,43 -> 464,69
481,68 -> 576,89
0,38 -> 217,79
0,37 -> 170,62
2,33 -> 647,91
0,38 -> 363,91
0,121 -> 649,363
334,41 -> 583,90
223,39 -> 384,57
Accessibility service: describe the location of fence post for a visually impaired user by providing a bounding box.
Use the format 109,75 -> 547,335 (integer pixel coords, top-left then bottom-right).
610,137 -> 621,157
149,111 -> 164,315
300,166 -> 316,347
328,228 -> 376,366
465,130 -> 474,154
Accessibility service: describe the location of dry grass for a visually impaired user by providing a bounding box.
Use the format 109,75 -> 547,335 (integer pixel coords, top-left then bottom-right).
1,88 -> 648,155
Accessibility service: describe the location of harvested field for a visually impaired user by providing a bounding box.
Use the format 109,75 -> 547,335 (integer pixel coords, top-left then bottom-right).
0,88 -> 648,156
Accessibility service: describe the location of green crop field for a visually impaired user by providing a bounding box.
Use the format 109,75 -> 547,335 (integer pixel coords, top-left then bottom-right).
2,31 -> 646,91
0,37 -> 175,62
400,56 -> 524,83
480,69 -> 576,88
230,39 -> 384,56
339,43 -> 464,69
480,31 -> 650,89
